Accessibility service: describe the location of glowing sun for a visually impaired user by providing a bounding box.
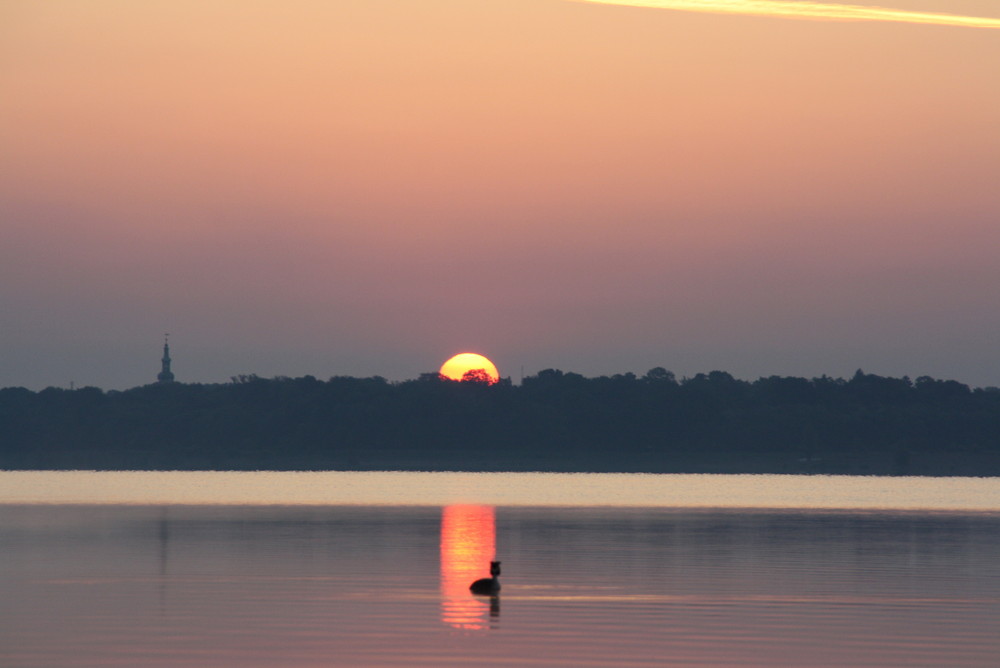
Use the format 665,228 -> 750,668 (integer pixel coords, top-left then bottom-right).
439,353 -> 500,384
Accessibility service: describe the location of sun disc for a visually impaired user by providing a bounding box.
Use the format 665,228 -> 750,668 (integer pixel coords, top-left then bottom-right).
439,353 -> 500,384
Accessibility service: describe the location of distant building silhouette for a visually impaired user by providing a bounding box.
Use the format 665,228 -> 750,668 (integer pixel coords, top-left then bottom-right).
157,336 -> 175,384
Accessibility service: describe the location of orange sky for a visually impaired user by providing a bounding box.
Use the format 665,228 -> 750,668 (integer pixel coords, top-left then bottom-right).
2,1 -> 999,389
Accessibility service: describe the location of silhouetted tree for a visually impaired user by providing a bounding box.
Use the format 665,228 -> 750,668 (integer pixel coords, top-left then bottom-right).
644,367 -> 677,384
461,369 -> 494,385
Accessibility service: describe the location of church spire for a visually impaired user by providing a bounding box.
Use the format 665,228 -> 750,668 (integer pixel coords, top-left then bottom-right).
157,334 -> 175,384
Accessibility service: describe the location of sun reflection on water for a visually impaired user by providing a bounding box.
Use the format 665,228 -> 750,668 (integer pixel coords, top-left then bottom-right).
440,505 -> 497,630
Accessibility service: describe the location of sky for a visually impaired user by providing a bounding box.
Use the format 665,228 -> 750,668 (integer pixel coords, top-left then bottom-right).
2,0 -> 999,390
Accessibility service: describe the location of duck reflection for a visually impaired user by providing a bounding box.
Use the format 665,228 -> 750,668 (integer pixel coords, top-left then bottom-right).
440,505 -> 498,630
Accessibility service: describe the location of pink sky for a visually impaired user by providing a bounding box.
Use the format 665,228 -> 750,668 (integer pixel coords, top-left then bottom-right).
2,0 -> 999,389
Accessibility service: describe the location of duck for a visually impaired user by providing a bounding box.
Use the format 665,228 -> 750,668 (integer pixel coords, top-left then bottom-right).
469,560 -> 501,595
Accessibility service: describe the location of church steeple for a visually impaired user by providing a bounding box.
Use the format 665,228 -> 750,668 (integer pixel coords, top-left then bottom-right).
157,334 -> 175,384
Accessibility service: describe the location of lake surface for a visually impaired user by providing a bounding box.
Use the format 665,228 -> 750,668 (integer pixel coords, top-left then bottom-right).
2,472 -> 1000,667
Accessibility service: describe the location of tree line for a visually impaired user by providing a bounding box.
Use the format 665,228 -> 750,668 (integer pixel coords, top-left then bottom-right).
1,368 -> 999,475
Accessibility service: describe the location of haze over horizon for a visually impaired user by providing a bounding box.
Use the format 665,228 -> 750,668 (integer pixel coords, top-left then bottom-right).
3,1 -> 999,391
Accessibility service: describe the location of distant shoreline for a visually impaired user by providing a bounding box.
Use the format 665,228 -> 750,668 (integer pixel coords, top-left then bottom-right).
3,369 -> 999,476
3,470 -> 999,509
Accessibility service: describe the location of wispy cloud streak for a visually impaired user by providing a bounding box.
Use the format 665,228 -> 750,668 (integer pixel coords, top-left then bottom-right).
573,0 -> 1000,29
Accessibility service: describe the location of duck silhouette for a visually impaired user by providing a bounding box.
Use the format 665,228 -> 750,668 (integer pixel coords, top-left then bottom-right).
469,560 -> 501,595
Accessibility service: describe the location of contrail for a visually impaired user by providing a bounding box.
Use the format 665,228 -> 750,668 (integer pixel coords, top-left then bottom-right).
572,0 -> 1000,29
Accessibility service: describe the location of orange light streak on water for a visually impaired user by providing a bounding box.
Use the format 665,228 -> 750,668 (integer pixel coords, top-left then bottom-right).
440,505 -> 496,630
575,0 -> 1000,28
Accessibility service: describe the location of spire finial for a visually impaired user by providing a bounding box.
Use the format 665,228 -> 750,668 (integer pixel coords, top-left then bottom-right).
158,334 -> 175,384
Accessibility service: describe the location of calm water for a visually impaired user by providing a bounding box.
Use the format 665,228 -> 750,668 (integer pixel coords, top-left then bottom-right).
2,472 -> 1000,667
